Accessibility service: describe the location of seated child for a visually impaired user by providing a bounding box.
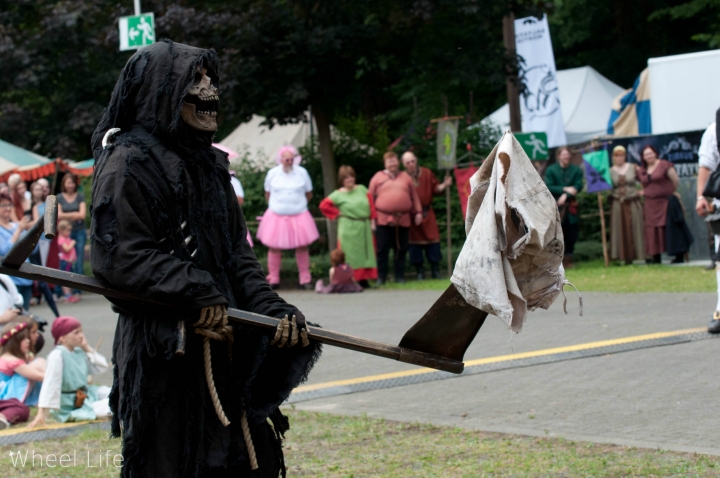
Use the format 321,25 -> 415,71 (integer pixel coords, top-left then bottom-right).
27,316 -> 110,428
315,249 -> 363,294
0,318 -> 45,406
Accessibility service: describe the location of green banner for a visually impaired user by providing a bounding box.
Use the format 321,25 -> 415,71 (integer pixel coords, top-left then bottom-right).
436,120 -> 459,169
515,132 -> 549,160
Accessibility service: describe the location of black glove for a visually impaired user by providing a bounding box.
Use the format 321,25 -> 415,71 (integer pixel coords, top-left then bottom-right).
269,309 -> 310,348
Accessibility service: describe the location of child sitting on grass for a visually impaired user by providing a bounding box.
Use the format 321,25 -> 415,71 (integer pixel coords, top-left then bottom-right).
0,318 -> 45,407
27,316 -> 110,429
57,219 -> 80,303
315,249 -> 364,294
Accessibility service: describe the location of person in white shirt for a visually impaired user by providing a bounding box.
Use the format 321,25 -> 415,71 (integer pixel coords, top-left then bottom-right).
230,171 -> 245,205
0,274 -> 23,326
695,114 -> 720,333
256,145 -> 319,289
27,316 -> 110,428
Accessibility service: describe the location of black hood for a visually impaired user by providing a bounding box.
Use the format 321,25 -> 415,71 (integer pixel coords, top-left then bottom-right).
91,40 -> 219,154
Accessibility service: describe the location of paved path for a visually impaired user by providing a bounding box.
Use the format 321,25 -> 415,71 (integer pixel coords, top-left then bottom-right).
32,288 -> 720,454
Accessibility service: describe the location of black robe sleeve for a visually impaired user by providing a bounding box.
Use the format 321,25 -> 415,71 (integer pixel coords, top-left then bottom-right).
91,145 -> 228,312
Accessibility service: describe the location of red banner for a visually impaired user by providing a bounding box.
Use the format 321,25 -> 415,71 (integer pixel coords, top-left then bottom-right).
454,165 -> 478,220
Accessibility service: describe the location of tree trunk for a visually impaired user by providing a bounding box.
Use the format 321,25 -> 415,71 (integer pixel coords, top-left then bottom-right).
313,104 -> 338,250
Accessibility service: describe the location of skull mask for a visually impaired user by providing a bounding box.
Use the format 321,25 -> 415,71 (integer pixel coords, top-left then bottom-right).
181,67 -> 219,132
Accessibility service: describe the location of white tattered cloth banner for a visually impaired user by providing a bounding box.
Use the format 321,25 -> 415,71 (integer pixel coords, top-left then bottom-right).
451,131 -> 580,333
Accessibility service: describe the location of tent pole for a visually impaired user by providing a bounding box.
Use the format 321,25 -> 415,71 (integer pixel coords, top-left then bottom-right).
50,159 -> 60,193
597,192 -> 609,267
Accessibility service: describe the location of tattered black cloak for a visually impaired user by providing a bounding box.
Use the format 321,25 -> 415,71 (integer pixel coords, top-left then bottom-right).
90,40 -> 321,478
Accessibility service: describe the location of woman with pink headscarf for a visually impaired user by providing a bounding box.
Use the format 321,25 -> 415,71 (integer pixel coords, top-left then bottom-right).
256,145 -> 319,289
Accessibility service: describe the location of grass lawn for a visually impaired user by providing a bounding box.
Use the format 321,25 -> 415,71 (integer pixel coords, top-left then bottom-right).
377,260 -> 716,293
1,410 -> 718,477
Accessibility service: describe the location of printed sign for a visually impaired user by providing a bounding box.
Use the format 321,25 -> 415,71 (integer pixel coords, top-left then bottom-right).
515,15 -> 567,148
436,119 -> 459,170
515,132 -> 549,160
119,13 -> 155,51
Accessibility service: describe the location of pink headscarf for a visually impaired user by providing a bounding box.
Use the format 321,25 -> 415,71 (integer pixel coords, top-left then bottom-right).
275,145 -> 302,166
51,316 -> 82,344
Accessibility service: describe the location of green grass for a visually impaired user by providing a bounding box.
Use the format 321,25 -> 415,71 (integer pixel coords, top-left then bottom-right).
375,260 -> 716,293
3,411 -> 717,477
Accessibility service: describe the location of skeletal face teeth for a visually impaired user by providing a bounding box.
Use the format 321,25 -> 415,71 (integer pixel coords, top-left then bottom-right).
196,111 -> 217,117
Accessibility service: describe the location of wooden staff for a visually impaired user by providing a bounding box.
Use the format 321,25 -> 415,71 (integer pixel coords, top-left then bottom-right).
597,192 -> 609,267
446,178 -> 452,277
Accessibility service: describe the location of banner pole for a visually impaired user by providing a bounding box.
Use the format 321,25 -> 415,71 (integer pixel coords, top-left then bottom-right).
597,192 -> 609,267
446,181 -> 452,277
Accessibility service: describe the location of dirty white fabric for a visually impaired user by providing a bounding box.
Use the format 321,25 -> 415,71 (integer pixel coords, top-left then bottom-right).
451,131 -> 566,332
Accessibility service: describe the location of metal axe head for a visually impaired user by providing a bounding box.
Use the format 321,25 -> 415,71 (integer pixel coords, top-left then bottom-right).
398,283 -> 487,365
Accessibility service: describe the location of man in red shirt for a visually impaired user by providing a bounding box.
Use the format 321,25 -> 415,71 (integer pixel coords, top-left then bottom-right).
368,152 -> 422,284
402,152 -> 452,280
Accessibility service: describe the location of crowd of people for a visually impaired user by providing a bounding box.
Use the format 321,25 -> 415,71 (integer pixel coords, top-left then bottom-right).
251,146 -> 452,290
545,144 -> 694,269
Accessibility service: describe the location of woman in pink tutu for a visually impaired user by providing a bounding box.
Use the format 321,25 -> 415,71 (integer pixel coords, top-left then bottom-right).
257,145 -> 319,289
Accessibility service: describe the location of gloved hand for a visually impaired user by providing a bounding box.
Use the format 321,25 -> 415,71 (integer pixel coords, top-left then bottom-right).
194,304 -> 228,329
270,310 -> 310,348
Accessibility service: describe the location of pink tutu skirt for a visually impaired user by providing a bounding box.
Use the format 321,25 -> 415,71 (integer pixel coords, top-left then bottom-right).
256,209 -> 319,250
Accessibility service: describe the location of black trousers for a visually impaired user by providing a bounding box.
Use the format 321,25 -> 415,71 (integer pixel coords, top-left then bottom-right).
409,242 -> 442,266
562,221 -> 580,256
375,225 -> 409,280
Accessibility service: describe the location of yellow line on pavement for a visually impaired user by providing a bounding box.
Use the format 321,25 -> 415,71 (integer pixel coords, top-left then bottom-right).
293,327 -> 706,393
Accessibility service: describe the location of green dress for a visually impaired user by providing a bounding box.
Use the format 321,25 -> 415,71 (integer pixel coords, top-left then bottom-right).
51,346 -> 100,423
328,185 -> 377,271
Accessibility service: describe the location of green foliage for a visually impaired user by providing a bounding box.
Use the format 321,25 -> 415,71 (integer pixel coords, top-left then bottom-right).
548,0 -> 713,88
649,0 -> 720,48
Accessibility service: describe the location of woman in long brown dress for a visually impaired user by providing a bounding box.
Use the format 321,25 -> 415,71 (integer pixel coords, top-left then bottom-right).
609,145 -> 644,264
637,145 -> 679,263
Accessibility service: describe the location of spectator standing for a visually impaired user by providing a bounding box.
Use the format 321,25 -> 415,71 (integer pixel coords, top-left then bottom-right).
368,152 -> 422,284
256,145 -> 319,289
319,165 -> 378,287
637,145 -> 680,263
0,193 -> 33,308
7,174 -> 31,224
609,145 -> 645,264
401,152 -> 452,280
695,116 -> 720,333
56,174 -> 86,283
544,147 -> 584,269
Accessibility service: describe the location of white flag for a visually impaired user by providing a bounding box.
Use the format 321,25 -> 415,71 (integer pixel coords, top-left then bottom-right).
514,15 -> 567,147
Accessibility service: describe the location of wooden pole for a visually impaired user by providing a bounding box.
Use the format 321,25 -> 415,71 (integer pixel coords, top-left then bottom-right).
502,12 -> 521,132
446,182 -> 452,277
597,192 -> 609,267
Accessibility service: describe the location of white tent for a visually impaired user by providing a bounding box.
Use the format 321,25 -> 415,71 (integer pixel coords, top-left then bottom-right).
219,114 -> 315,168
483,66 -> 624,145
648,49 -> 720,135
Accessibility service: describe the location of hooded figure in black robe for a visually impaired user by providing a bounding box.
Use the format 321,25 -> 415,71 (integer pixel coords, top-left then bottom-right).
90,40 -> 321,478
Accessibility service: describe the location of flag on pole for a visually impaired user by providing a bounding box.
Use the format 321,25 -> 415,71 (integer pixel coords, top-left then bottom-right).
453,165 -> 479,219
436,120 -> 459,170
582,150 -> 612,193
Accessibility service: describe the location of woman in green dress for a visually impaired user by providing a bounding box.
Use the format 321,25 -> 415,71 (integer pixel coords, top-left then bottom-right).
320,166 -> 378,287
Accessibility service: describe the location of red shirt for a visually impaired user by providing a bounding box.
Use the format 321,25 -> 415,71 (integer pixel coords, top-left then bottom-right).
409,167 -> 441,244
368,170 -> 422,227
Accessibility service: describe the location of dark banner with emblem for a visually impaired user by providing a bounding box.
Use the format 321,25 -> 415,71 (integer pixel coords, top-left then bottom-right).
610,130 -> 704,178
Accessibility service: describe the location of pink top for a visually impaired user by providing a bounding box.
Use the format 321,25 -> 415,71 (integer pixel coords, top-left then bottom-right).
58,236 -> 77,262
0,356 -> 25,376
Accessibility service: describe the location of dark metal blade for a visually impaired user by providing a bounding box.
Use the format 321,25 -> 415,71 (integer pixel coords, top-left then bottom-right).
399,283 -> 487,362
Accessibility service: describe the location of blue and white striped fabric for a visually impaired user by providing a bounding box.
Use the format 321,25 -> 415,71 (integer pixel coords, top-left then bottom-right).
607,68 -> 652,136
